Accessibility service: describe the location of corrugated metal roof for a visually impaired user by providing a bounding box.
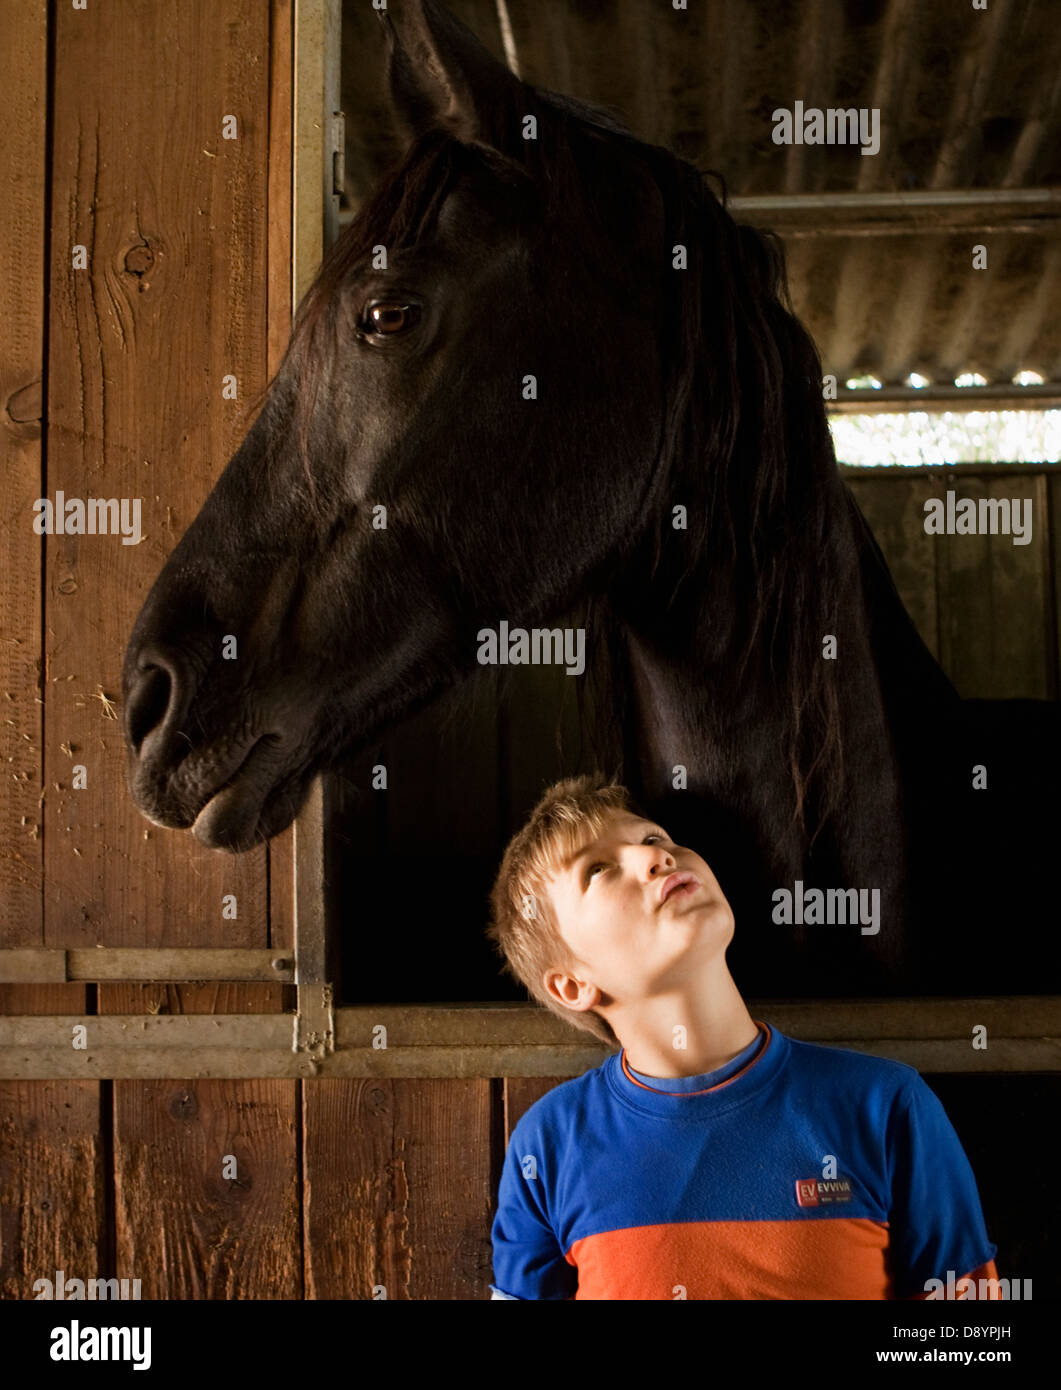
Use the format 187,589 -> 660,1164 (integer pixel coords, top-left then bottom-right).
340,0 -> 1061,398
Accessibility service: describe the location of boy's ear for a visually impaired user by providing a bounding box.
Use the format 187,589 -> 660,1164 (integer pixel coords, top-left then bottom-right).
376,0 -> 524,150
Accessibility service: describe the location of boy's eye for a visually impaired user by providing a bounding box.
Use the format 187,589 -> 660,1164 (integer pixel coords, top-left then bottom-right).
586,833 -> 665,884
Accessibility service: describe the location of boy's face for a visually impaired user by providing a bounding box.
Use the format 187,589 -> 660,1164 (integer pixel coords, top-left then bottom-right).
541,810 -> 735,1011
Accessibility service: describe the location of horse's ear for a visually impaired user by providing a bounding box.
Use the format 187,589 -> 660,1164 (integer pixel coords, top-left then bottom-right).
377,0 -> 521,148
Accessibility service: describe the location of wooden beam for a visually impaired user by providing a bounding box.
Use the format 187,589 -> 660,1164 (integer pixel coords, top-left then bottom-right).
294,0 -> 341,298
0,948 -> 295,983
730,187 -> 1061,237
829,384 -> 1061,412
294,779 -> 334,1060
2,1036 -> 1055,1079
1,999 -> 1057,1078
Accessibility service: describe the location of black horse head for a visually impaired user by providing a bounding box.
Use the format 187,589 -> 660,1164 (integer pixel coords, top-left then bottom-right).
123,0 -> 840,859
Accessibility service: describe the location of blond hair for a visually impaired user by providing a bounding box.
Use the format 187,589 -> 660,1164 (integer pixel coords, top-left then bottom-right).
487,774 -> 648,1048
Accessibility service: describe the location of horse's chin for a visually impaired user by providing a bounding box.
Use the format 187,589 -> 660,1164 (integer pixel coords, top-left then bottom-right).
191,761 -> 312,852
130,712 -> 344,850
191,779 -> 269,852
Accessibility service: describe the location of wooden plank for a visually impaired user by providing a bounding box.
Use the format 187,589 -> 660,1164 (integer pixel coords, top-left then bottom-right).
45,0 -> 269,953
0,1079 -> 103,1299
86,0 -> 290,1224
34,0 -> 301,1304
103,983 -> 287,1016
730,187 -> 1061,233
3,995 -> 1057,1048
0,951 -> 67,984
336,995 -> 1061,1043
268,0 -> 295,374
0,984 -> 85,1015
0,0 -> 102,1307
845,474 -> 941,659
294,779 -> 334,1057
267,0 -> 296,957
0,985 -> 100,1297
984,472 -> 1050,697
936,474 -> 1050,697
74,949 -> 292,983
55,0 -> 287,1007
503,1077 -> 564,1139
294,0 -> 327,299
0,947 -> 294,983
0,1013 -> 293,1048
0,0 -> 46,941
113,1078 -> 300,1297
6,1037 -> 1059,1080
304,1078 -> 493,1298
848,465 -> 1058,690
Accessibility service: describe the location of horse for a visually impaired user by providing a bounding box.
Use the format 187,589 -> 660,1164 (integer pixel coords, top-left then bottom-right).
122,0 -> 1059,996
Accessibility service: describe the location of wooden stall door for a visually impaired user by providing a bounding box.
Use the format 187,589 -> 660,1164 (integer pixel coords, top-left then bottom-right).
1,0 -> 300,1301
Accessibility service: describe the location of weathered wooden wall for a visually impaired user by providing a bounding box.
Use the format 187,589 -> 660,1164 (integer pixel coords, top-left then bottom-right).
0,0 -> 97,1301
846,466 -> 1060,701
0,0 -> 301,1301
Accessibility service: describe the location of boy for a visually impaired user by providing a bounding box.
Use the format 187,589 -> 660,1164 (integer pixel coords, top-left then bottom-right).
486,775 -> 1001,1300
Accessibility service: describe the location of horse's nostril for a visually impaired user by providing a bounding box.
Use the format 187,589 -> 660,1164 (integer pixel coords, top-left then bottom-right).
126,663 -> 174,755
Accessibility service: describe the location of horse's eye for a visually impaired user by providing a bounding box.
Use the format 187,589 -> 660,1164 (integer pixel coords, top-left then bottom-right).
363,302 -> 420,336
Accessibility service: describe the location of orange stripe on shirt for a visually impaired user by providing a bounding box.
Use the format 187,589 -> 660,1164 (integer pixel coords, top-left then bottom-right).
567,1218 -> 892,1299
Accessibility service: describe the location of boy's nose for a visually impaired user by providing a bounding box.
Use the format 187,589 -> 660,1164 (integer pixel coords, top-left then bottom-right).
645,849 -> 676,875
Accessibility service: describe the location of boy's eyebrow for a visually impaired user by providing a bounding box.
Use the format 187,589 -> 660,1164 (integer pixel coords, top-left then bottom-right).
560,842 -> 601,873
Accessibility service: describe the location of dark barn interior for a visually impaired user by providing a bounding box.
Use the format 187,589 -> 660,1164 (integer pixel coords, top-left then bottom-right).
0,0 -> 1057,1307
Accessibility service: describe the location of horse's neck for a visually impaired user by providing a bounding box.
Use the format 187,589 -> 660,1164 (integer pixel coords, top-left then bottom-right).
620,612 -> 813,877
617,481 -> 954,878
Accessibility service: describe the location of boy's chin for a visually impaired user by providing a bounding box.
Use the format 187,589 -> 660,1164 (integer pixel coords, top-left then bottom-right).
670,899 -> 734,935
665,915 -> 734,961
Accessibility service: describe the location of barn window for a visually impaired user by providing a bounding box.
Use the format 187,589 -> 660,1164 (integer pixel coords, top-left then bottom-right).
829,408 -> 1061,466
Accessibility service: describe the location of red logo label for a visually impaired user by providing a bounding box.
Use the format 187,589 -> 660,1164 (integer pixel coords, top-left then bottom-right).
795,1177 -> 852,1206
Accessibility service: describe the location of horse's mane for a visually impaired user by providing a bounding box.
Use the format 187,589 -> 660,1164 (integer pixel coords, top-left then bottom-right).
536,96 -> 846,846
260,86 -> 846,847
622,142 -> 846,846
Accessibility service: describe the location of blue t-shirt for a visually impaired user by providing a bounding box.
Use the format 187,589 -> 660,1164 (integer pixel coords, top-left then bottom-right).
490,1022 -> 997,1299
